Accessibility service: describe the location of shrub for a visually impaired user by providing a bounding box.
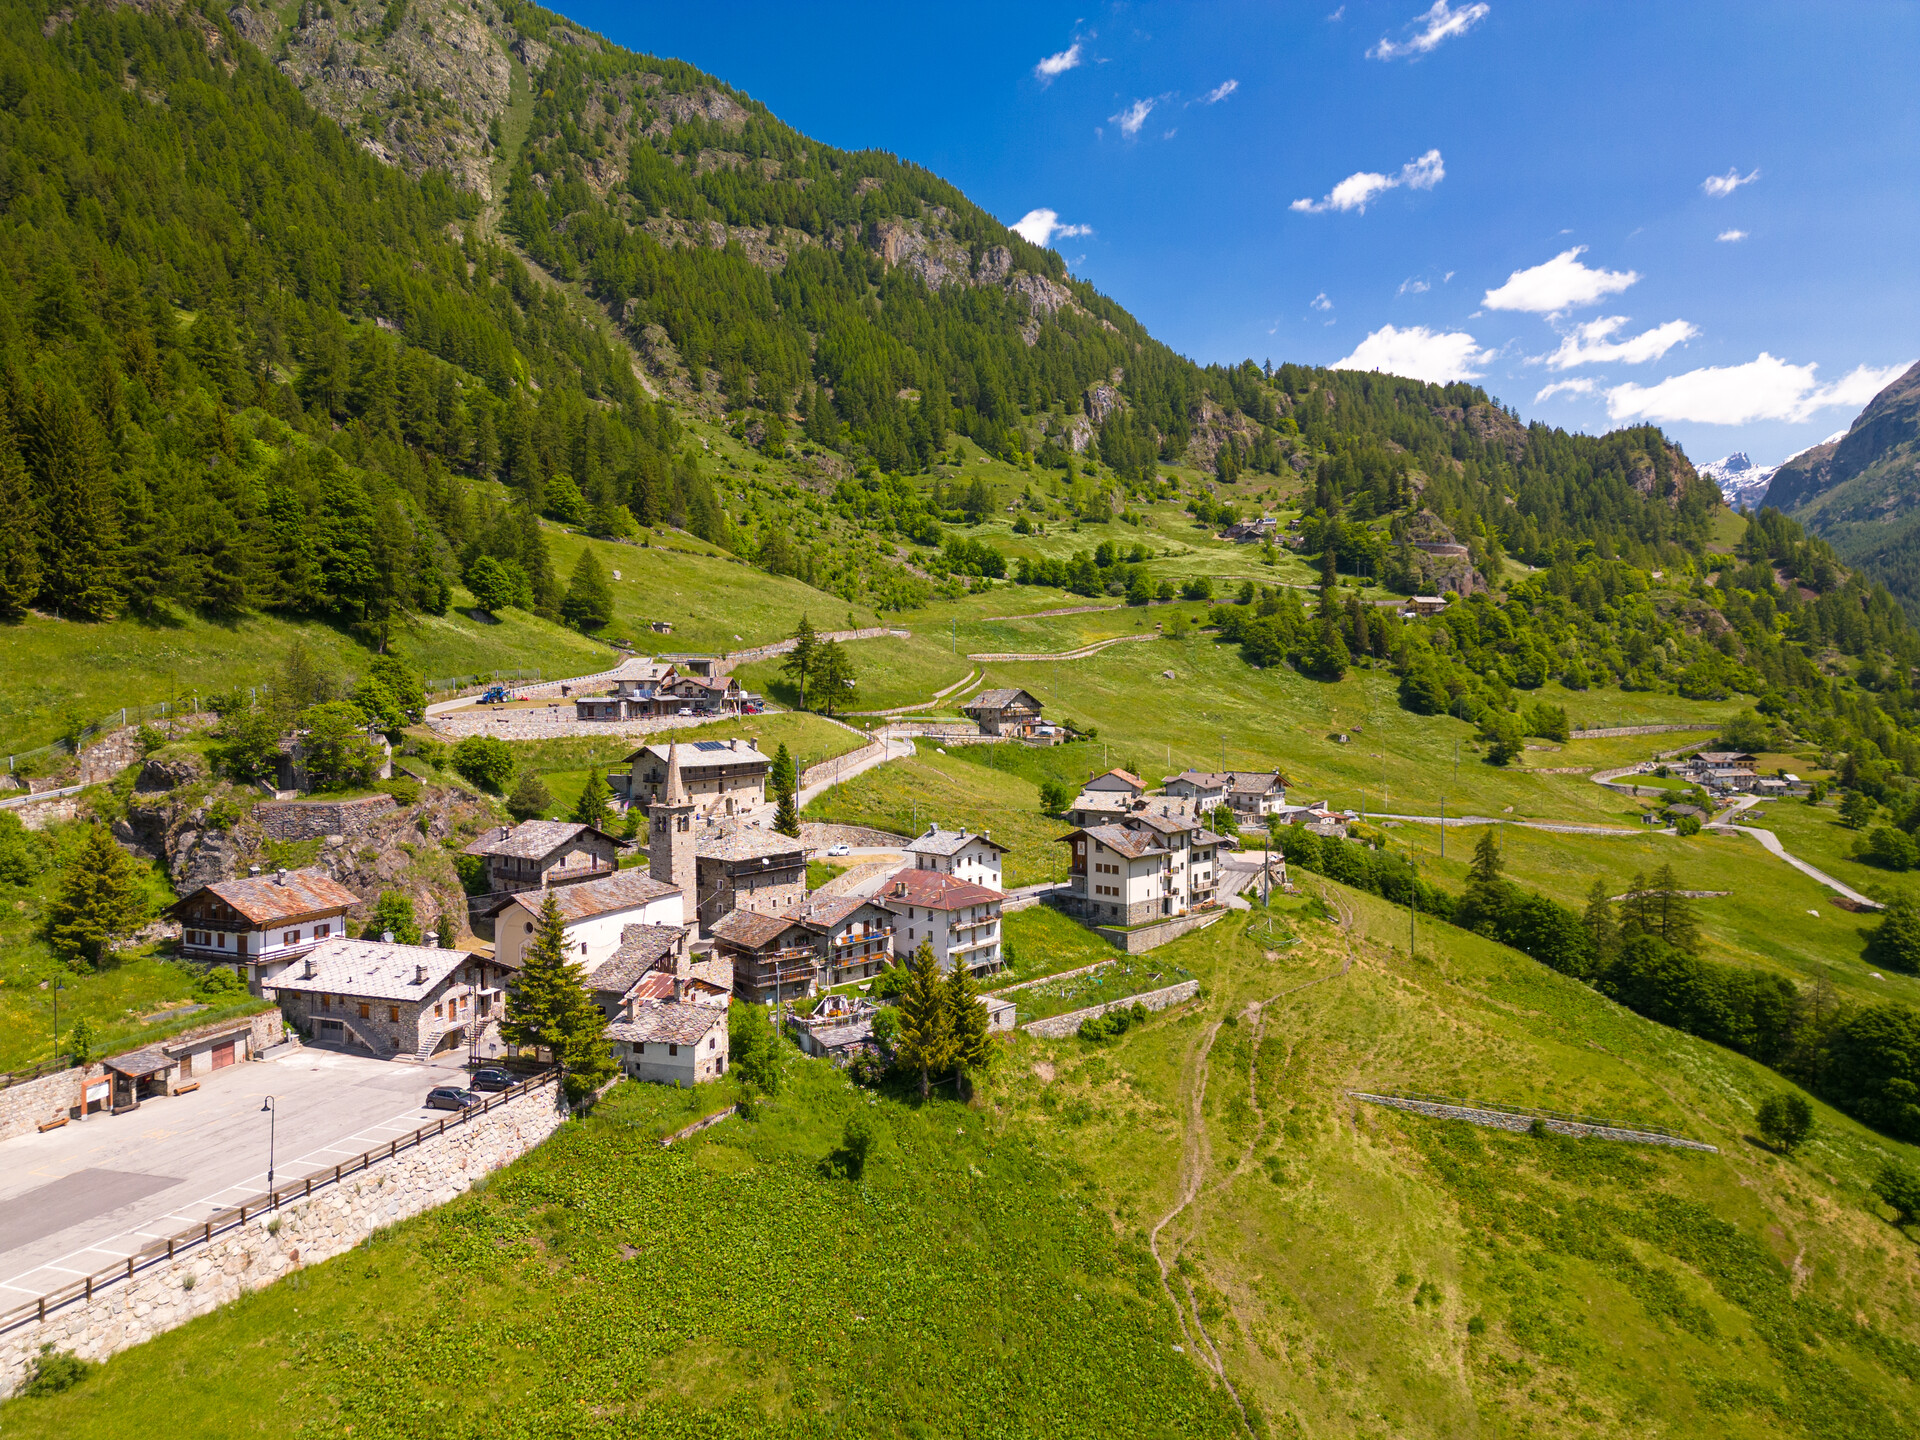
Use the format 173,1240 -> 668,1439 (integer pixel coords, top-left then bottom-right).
450,735 -> 515,793
19,1344 -> 92,1396
1865,894 -> 1920,974
1079,1002 -> 1150,1042
869,1006 -> 900,1046
1038,779 -> 1069,815
1862,825 -> 1920,871
1875,1160 -> 1920,1227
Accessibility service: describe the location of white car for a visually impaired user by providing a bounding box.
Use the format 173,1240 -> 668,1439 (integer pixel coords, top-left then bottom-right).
826,843 -> 851,856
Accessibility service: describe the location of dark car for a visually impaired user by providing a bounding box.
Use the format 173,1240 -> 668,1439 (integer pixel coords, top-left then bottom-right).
426,1086 -> 481,1111
468,1068 -> 516,1093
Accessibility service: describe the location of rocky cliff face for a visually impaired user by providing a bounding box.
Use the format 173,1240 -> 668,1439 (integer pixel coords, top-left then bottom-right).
228,0 -> 512,198
1765,361 -> 1920,524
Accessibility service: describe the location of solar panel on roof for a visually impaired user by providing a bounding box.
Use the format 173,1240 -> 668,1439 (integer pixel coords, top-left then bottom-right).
692,740 -> 729,751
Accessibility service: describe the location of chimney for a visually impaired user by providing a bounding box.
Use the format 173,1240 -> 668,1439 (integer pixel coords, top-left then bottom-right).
501,825 -> 511,840
276,868 -> 288,886
249,864 -> 262,877
383,930 -> 395,944
303,957 -> 316,979
414,963 -> 427,984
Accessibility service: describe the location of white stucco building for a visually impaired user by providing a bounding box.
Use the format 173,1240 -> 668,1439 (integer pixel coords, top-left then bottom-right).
874,868 -> 1004,977
903,825 -> 1008,892
488,869 -> 684,973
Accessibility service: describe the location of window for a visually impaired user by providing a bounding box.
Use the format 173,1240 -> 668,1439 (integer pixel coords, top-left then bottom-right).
320,994 -> 331,1010
669,1043 -> 679,1056
217,932 -> 227,948
525,922 -> 535,934
317,924 -> 330,939
284,931 -> 299,946
389,1006 -> 399,1023
708,1036 -> 716,1049
434,1003 -> 443,1020
358,1002 -> 370,1019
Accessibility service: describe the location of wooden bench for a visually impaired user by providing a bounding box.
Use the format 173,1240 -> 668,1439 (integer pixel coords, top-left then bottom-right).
37,1116 -> 68,1132
172,1081 -> 200,1096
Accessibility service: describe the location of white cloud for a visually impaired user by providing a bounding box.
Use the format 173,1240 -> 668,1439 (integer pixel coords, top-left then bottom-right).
1112,98 -> 1154,138
1327,5 -> 1345,19
1369,1 -> 1490,60
1334,324 -> 1492,382
1605,355 -> 1913,426
1717,229 -> 1748,243
1702,167 -> 1760,198
1535,378 -> 1596,403
1010,209 -> 1092,246
1201,79 -> 1239,104
1035,42 -> 1082,81
1482,246 -> 1638,313
1398,277 -> 1430,295
1311,292 -> 1333,312
1544,316 -> 1698,369
1292,148 -> 1444,213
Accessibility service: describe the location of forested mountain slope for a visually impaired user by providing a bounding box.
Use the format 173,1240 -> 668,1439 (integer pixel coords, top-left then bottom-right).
1765,362 -> 1920,617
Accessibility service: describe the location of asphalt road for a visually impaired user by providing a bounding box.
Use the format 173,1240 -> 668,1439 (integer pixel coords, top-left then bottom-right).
0,1044 -> 474,1306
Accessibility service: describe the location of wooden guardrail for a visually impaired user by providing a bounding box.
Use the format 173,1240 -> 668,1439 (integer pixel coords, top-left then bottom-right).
0,1070 -> 559,1337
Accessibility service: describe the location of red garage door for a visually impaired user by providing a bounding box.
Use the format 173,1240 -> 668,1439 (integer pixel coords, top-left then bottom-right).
211,1041 -> 236,1070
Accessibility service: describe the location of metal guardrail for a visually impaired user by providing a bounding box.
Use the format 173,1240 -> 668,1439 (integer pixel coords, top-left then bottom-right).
0,1068 -> 559,1337
1362,1089 -> 1693,1140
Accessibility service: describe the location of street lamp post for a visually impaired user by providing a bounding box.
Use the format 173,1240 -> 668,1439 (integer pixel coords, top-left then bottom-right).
261,1096 -> 277,1202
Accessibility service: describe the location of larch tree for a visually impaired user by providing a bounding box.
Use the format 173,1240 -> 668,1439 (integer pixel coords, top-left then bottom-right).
782,614 -> 818,708
573,766 -> 613,829
561,545 -> 614,631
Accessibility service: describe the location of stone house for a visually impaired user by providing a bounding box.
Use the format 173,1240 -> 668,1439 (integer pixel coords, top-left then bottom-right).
167,867 -> 361,992
586,923 -> 731,1020
962,687 -> 1045,737
1060,809 -> 1229,926
488,868 -> 683,973
624,737 -> 770,819
694,824 -> 807,930
605,1004 -> 730,1087
269,938 -> 507,1061
712,894 -> 896,1002
1163,770 -> 1231,808
873,869 -> 1004,977
462,820 -> 625,895
573,660 -> 677,722
904,825 -> 1007,892
1225,770 -> 1289,818
659,672 -> 749,716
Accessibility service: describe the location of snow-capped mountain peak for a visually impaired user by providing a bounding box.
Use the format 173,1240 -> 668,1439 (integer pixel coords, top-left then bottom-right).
1699,451 -> 1782,512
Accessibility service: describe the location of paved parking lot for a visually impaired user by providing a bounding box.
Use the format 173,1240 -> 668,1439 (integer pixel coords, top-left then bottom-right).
0,1045 -> 476,1305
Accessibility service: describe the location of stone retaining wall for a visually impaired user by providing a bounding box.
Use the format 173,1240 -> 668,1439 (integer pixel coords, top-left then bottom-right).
253,795 -> 397,843
966,634 -> 1160,663
799,822 -> 912,850
718,627 -> 910,670
1348,1091 -> 1718,1152
1022,979 -> 1200,1038
1569,724 -> 1719,740
0,1078 -> 566,1394
427,709 -> 747,742
1089,908 -> 1227,954
799,740 -> 886,790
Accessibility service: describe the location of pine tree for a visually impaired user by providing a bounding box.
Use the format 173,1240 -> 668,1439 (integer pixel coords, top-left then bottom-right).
893,940 -> 955,1099
808,638 -> 857,716
502,891 -> 613,1100
47,824 -> 151,968
435,913 -> 458,948
782,614 -> 818,708
1468,829 -> 1504,887
775,786 -> 800,838
560,545 -> 614,631
770,742 -> 797,800
508,769 -> 553,821
943,956 -> 992,1081
0,422 -> 40,621
573,766 -> 612,829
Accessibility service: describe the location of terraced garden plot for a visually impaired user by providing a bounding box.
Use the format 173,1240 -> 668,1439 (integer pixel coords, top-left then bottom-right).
1006,956 -> 1200,1025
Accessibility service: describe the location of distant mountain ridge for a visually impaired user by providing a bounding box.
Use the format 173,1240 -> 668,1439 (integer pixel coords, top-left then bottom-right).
1766,361 -> 1920,615
1698,451 -> 1780,511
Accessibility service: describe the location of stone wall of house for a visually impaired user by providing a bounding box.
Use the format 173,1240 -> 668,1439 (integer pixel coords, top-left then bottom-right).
253,795 -> 398,843
0,1078 -> 567,1395
1022,979 -> 1201,1038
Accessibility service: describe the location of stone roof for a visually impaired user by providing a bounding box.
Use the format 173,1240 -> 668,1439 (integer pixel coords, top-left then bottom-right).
588,923 -> 686,995
462,820 -> 622,860
1074,823 -> 1161,860
873,868 -> 1003,912
690,955 -> 734,994
104,1045 -> 176,1077
791,893 -> 872,930
625,737 -> 768,767
963,687 -> 1042,713
1227,770 -> 1287,795
696,824 -> 805,863
504,869 -> 679,923
267,938 -> 470,1001
1166,770 -> 1231,790
605,1003 -> 728,1047
168,868 -> 360,926
905,825 -> 1008,858
709,907 -> 795,950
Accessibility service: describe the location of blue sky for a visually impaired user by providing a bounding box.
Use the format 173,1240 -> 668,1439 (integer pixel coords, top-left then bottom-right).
562,1 -> 1917,469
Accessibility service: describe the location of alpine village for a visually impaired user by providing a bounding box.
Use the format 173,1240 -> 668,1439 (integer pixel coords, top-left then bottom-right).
0,3 -> 1917,1437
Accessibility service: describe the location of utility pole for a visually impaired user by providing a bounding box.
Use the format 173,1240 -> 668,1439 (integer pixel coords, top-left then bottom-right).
1440,796 -> 1446,860
1409,846 -> 1417,960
